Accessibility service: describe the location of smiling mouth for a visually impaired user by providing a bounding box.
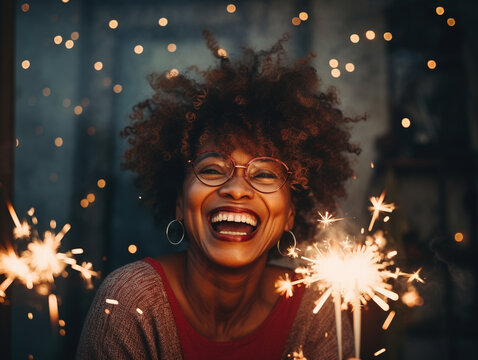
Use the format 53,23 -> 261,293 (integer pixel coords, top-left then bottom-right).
209,208 -> 260,241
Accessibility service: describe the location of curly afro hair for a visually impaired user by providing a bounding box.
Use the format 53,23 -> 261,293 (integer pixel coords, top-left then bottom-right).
121,31 -> 363,242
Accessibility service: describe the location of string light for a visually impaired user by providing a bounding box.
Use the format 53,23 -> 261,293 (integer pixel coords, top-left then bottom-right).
158,17 -> 168,26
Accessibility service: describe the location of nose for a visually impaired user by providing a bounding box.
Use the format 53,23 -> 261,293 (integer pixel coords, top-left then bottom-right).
217,167 -> 254,200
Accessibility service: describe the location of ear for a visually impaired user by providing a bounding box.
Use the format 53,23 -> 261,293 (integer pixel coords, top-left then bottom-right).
285,202 -> 295,232
175,193 -> 184,221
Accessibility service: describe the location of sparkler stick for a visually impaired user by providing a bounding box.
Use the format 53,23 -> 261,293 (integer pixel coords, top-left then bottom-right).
353,281 -> 361,358
333,291 -> 343,360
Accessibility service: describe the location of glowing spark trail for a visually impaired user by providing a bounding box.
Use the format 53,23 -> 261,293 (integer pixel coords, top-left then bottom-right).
368,191 -> 395,231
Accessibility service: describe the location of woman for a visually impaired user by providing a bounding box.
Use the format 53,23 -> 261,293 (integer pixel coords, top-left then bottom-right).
77,32 -> 362,360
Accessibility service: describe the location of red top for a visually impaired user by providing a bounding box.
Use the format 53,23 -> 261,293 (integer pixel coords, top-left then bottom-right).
144,257 -> 305,360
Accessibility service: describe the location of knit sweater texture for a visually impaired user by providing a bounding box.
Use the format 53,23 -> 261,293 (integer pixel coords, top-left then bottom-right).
77,260 -> 353,359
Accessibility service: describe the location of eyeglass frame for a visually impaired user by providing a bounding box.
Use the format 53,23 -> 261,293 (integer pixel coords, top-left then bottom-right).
187,150 -> 292,193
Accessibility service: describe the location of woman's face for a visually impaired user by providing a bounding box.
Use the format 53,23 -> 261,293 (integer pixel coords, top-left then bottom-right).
177,145 -> 295,268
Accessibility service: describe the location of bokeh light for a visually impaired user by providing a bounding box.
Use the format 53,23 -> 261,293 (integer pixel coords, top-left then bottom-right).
54,35 -> 63,44
447,18 -> 456,27
217,48 -> 227,58
454,232 -> 464,242
62,98 -> 71,107
54,137 -> 63,147
70,31 -> 79,40
134,45 -> 144,54
345,63 -> 355,72
331,68 -> 341,78
329,59 -> 339,68
383,32 -> 393,41
80,199 -> 89,208
226,4 -> 236,13
65,40 -> 74,49
365,30 -> 376,40
21,3 -> 30,12
42,88 -> 51,96
291,17 -> 301,26
128,244 -> 138,254
87,126 -> 96,136
97,179 -> 106,188
401,117 -> 411,128
94,61 -> 103,71
427,59 -> 437,69
436,6 -> 445,16
167,43 -> 177,52
113,84 -> 123,93
350,34 -> 360,43
158,17 -> 168,26
86,193 -> 96,203
299,12 -> 308,21
108,19 -> 118,29
74,105 -> 83,115
21,60 -> 31,69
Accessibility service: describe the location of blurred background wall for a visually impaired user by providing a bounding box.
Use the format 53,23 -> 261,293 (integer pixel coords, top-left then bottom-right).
1,0 -> 476,358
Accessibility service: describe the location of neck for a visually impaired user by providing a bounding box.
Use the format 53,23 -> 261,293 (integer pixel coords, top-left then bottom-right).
181,244 -> 272,340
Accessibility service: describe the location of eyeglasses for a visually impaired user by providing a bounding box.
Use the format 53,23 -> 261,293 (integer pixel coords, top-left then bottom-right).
188,151 -> 291,193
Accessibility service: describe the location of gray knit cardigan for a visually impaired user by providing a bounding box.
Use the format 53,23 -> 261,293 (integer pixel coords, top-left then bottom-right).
77,260 -> 353,360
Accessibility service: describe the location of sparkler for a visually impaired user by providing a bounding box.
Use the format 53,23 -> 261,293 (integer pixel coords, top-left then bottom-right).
0,198 -> 99,323
275,197 -> 423,360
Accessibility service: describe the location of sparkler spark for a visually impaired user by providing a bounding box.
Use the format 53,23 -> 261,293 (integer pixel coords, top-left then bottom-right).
275,221 -> 423,359
317,211 -> 343,228
368,191 -> 395,231
0,200 -> 99,325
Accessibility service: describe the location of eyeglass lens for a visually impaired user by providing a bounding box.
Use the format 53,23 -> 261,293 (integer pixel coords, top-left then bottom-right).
192,152 -> 288,192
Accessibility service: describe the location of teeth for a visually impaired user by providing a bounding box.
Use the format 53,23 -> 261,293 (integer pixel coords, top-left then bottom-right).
210,211 -> 258,227
219,231 -> 248,235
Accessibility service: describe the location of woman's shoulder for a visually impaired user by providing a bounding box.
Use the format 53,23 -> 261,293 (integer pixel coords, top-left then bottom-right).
95,259 -> 168,311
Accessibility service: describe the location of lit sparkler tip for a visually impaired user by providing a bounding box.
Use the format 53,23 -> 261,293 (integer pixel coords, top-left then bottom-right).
287,246 -> 300,258
288,346 -> 307,360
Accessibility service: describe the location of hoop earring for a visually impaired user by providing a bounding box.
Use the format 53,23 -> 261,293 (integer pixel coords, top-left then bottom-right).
277,230 -> 297,256
166,219 -> 185,245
